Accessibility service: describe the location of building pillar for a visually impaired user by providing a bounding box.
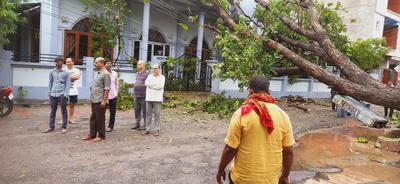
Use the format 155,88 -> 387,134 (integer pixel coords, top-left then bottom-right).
0,51 -> 13,87
207,60 -> 219,93
83,57 -> 94,88
396,23 -> 400,51
175,24 -> 183,58
282,76 -> 289,97
40,0 -> 59,59
196,13 -> 205,59
195,13 -> 205,80
308,76 -> 314,98
140,2 -> 150,62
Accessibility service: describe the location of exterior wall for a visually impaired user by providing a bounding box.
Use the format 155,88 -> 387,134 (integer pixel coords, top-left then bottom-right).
116,2 -> 216,62
9,1 -> 336,101
211,77 -> 331,99
57,0 -> 96,56
321,0 -> 379,40
0,54 -> 135,101
39,0 -> 60,57
54,1 -> 216,61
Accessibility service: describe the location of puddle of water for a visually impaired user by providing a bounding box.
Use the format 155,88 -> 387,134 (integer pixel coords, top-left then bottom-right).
294,132 -> 400,184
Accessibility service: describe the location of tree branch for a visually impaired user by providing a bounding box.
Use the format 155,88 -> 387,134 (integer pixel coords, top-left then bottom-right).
256,0 -> 383,88
196,0 -> 400,110
300,0 -> 383,88
275,34 -> 325,57
255,0 -> 317,39
205,23 -> 221,34
233,1 -> 262,28
194,0 -> 237,30
274,67 -> 305,76
265,38 -> 400,110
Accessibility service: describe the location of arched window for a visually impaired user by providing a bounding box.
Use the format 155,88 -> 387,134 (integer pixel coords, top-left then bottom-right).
149,29 -> 166,43
71,18 -> 91,32
64,18 -> 114,64
64,18 -> 92,64
133,28 -> 170,61
185,37 -> 211,61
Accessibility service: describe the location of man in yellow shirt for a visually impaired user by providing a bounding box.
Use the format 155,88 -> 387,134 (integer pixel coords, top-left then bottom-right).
216,76 -> 295,184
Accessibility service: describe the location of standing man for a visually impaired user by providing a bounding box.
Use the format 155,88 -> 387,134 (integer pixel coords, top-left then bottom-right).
81,57 -> 111,142
216,76 -> 295,184
142,64 -> 165,136
132,60 -> 149,130
105,59 -> 119,132
384,80 -> 395,118
65,58 -> 81,124
44,56 -> 70,134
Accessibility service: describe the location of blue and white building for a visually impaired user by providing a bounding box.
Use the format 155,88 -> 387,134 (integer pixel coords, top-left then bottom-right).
5,0 -> 386,101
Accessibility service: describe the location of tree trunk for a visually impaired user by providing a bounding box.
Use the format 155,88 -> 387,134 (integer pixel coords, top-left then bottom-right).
274,67 -> 305,76
265,39 -> 400,110
195,0 -> 400,110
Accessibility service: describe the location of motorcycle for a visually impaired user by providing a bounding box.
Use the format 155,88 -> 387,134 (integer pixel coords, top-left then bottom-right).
0,86 -> 14,118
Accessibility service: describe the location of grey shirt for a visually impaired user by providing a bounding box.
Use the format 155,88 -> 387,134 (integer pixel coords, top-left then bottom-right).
90,69 -> 111,103
134,70 -> 149,97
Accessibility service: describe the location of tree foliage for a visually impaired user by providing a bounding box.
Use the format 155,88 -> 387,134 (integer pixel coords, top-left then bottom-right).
213,0 -> 388,87
195,0 -> 400,110
82,0 -> 130,63
0,0 -> 25,47
345,38 -> 388,71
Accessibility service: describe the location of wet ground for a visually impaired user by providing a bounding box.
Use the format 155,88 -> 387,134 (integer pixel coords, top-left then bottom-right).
0,95 -> 398,184
295,129 -> 400,184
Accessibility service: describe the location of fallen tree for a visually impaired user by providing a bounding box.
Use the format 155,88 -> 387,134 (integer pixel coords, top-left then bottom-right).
195,0 -> 400,110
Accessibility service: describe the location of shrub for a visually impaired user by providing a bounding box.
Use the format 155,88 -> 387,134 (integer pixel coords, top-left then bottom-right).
117,79 -> 134,110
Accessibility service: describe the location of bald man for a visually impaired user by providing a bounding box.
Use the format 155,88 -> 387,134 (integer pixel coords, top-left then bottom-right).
132,60 -> 149,130
142,64 -> 165,136
82,57 -> 111,142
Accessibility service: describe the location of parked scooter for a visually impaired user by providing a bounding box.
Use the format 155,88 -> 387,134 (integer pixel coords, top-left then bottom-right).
0,86 -> 14,118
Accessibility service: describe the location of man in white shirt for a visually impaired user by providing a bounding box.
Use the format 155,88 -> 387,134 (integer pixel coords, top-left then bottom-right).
142,64 -> 165,136
65,58 -> 81,124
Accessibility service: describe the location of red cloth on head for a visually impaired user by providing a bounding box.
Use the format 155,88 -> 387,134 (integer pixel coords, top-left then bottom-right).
241,93 -> 276,134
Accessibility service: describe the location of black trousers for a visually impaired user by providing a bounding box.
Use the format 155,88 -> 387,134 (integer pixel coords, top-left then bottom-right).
384,107 -> 394,118
108,97 -> 117,129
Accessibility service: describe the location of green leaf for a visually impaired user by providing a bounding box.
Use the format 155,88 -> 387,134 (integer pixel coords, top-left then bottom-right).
143,0 -> 150,3
178,23 -> 189,31
188,15 -> 199,22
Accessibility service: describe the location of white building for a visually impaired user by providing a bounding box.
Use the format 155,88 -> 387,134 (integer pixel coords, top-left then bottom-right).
0,0 -> 221,100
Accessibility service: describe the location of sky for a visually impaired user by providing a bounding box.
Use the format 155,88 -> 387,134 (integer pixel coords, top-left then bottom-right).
240,0 -> 257,16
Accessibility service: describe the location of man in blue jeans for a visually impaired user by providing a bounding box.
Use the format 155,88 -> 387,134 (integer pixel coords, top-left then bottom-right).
44,57 -> 70,134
